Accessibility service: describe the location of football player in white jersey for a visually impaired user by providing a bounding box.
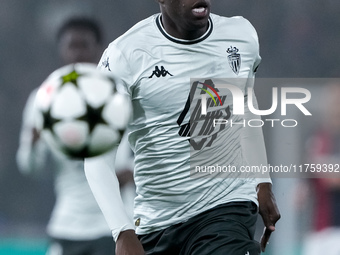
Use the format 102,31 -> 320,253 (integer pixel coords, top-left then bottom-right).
17,17 -> 134,255
84,0 -> 280,254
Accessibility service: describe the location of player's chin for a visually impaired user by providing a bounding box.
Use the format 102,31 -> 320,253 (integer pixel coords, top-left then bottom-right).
189,11 -> 210,27
189,17 -> 209,31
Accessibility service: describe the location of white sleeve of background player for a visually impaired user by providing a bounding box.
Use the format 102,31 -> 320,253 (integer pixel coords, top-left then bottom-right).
241,80 -> 272,186
84,150 -> 135,241
16,89 -> 48,175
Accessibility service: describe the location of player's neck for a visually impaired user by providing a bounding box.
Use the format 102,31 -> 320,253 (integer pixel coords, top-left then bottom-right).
160,15 -> 209,41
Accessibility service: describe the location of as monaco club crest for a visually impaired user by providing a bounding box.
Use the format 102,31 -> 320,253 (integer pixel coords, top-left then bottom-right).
227,46 -> 241,75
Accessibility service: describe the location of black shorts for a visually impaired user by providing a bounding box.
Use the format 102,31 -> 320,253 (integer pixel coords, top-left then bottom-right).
46,236 -> 115,255
138,201 -> 261,255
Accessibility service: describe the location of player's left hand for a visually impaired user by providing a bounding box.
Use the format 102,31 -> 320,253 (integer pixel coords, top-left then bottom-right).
257,183 -> 280,252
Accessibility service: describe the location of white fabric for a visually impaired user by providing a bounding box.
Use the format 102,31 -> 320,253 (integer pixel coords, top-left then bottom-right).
241,79 -> 272,185
87,13 -> 271,238
84,151 -> 135,241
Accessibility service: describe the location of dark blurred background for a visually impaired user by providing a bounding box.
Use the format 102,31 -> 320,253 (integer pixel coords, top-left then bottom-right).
1,0 -> 340,254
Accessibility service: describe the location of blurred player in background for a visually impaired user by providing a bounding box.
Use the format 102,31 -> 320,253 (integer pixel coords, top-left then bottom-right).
16,17 -> 134,255
300,84 -> 340,255
84,0 -> 280,255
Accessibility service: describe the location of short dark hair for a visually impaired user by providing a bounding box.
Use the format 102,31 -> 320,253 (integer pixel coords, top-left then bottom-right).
56,17 -> 103,44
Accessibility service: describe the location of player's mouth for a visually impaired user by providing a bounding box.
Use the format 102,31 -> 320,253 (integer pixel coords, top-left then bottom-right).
191,2 -> 209,18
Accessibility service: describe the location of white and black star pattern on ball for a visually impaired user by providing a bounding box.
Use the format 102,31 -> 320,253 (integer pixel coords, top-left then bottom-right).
35,63 -> 132,158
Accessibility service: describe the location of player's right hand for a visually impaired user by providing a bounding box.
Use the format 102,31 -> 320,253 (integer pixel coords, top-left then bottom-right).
116,230 -> 145,255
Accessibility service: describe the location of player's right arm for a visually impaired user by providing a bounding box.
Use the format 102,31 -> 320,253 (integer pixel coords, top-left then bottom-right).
16,89 -> 48,175
84,145 -> 144,255
88,41 -> 145,254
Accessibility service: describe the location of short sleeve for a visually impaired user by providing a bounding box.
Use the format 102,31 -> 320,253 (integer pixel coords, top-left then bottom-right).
98,43 -> 133,96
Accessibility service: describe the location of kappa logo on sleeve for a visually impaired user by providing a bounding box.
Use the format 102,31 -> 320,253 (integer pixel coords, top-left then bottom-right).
101,57 -> 111,71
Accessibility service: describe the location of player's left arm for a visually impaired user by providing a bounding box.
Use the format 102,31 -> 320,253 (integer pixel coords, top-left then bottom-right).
241,81 -> 280,252
240,20 -> 281,251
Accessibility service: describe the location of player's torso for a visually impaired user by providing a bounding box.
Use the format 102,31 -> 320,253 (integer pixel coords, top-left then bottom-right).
104,14 -> 260,233
124,14 -> 259,148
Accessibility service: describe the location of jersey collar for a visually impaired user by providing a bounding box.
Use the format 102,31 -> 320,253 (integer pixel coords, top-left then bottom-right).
156,14 -> 213,45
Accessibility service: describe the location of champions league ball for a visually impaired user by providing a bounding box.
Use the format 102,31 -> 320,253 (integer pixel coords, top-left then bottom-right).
34,63 -> 132,158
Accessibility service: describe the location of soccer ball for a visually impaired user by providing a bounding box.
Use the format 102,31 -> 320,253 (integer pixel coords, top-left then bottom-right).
34,63 -> 132,158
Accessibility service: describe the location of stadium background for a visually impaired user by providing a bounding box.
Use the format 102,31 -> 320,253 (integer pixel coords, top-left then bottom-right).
0,0 -> 339,254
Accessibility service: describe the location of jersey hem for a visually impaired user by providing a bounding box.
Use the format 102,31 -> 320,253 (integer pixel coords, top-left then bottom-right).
135,195 -> 258,235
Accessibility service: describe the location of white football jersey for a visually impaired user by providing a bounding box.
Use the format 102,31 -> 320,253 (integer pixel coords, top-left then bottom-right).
99,13 -> 264,235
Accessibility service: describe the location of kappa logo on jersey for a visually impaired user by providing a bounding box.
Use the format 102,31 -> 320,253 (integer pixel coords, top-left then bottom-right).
177,79 -> 231,150
227,46 -> 241,75
101,57 -> 111,71
149,66 -> 173,78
